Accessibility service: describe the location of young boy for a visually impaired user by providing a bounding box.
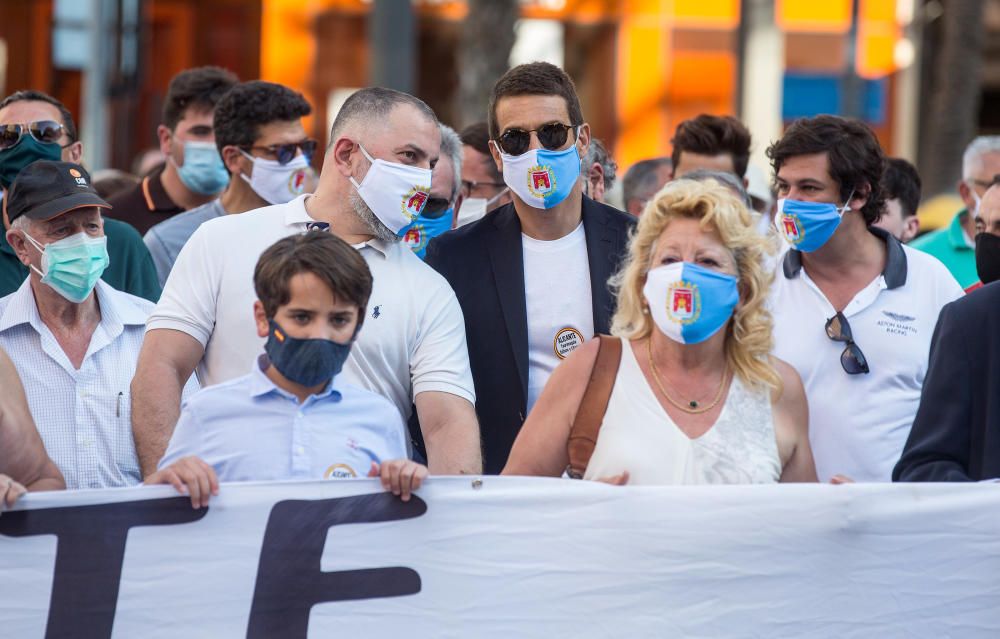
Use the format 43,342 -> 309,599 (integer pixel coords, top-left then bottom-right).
146,231 -> 427,507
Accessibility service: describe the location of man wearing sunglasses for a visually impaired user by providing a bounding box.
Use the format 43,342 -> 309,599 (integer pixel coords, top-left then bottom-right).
107,67 -> 238,235
894,184 -> 1000,482
133,86 -> 481,479
0,90 -> 160,302
144,80 -> 314,286
767,115 -> 963,483
399,124 -> 463,260
423,62 -> 635,474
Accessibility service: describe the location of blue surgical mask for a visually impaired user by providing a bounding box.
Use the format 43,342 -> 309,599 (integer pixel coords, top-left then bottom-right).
0,135 -> 63,189
643,262 -> 739,345
23,231 -> 110,303
400,208 -> 454,259
499,142 -> 580,209
775,192 -> 854,252
172,141 -> 229,195
264,319 -> 352,388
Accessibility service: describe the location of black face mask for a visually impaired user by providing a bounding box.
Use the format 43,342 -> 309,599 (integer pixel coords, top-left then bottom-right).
975,232 -> 1000,285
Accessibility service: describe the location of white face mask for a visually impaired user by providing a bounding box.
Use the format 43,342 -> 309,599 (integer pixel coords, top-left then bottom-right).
349,144 -> 433,235
455,187 -> 508,228
240,151 -> 310,205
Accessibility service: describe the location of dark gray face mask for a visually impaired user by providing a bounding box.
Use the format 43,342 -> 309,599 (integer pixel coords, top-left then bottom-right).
264,319 -> 352,387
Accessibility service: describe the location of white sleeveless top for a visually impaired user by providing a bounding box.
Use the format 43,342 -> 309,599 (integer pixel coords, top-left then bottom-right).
583,340 -> 781,485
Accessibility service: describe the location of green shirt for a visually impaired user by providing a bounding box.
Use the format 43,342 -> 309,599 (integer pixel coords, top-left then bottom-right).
909,209 -> 979,288
0,217 -> 161,301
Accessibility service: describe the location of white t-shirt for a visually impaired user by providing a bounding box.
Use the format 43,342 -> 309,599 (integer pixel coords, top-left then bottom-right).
770,237 -> 963,482
522,222 -> 594,413
147,195 -> 475,421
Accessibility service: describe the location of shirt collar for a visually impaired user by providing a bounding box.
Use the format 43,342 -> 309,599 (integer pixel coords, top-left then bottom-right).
248,354 -> 342,403
289,195 -> 392,258
0,278 -> 146,334
948,209 -> 974,250
782,225 -> 908,290
143,164 -> 183,212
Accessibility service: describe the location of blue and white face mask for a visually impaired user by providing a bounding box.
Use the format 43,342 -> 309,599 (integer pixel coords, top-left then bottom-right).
400,207 -> 454,259
775,192 -> 854,252
643,262 -> 739,345
499,143 -> 580,209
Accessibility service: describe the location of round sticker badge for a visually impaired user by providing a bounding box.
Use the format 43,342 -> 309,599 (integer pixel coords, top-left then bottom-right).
324,463 -> 358,479
553,327 -> 584,359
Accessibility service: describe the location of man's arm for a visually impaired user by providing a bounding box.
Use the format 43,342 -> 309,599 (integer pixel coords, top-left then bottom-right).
414,391 -> 481,474
0,347 -> 65,500
893,301 -> 975,482
131,329 -> 205,477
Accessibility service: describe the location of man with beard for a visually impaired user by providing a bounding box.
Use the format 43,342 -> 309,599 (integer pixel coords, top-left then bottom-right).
132,88 -> 481,477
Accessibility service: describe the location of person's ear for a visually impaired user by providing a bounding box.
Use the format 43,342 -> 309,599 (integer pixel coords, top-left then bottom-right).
903,216 -> 920,243
957,180 -> 975,210
157,125 -> 173,157
576,123 -> 591,158
62,141 -> 83,164
6,228 -> 33,267
253,301 -> 270,338
488,139 -> 503,175
849,183 -> 870,212
221,145 -> 246,176
588,162 -> 605,199
329,137 -> 361,179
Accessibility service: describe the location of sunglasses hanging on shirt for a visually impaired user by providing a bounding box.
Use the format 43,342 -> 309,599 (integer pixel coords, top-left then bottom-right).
825,312 -> 870,375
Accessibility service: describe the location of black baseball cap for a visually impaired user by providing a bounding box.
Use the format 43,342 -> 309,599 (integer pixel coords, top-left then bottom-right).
6,160 -> 110,224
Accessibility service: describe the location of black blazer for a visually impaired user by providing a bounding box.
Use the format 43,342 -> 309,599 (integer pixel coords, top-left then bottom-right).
893,282 -> 1000,481
422,197 -> 635,474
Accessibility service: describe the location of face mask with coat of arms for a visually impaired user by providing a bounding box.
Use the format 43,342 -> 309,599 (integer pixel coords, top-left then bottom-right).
643,262 -> 739,344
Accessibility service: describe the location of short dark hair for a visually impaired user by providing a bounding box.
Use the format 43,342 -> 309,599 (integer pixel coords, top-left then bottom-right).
254,232 -> 373,325
623,157 -> 672,205
766,115 -> 886,225
488,62 -> 583,140
0,90 -> 78,142
459,121 -> 502,182
883,158 -> 922,218
162,66 -> 239,130
671,115 -> 751,178
213,81 -> 312,160
330,87 -> 436,141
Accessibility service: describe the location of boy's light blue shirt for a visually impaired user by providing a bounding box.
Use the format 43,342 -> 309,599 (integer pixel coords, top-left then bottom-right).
159,356 -> 408,481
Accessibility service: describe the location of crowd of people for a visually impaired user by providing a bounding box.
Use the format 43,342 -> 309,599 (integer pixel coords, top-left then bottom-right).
1,60 -> 999,510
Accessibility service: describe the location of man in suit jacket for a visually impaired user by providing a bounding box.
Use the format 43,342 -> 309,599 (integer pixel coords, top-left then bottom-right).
894,186 -> 1000,481
424,62 -> 635,474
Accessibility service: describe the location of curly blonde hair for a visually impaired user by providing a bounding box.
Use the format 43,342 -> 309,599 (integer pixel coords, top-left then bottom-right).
610,178 -> 781,391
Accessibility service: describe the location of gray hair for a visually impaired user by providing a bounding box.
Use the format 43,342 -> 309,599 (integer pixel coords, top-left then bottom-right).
676,169 -> 752,209
439,123 -> 463,203
584,138 -> 617,190
329,87 -> 437,142
10,214 -> 35,232
622,157 -> 672,205
962,136 -> 1000,180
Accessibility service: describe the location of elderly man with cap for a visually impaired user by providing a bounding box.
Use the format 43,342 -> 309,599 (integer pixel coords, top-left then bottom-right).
0,161 -> 196,489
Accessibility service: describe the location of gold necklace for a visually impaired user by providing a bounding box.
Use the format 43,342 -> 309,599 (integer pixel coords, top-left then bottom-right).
646,338 -> 729,414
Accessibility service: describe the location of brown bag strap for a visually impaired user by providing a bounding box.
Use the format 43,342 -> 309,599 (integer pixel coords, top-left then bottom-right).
566,335 -> 622,479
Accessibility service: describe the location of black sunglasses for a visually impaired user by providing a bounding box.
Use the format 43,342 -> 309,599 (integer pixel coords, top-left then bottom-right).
420,197 -> 452,218
242,139 -> 317,165
0,120 -> 66,151
825,312 -> 870,375
496,122 -> 579,156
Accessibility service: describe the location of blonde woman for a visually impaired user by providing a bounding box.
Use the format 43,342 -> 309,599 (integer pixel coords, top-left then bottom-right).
502,179 -> 818,485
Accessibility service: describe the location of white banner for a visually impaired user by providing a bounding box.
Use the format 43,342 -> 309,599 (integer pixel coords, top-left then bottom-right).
2,478 -> 999,638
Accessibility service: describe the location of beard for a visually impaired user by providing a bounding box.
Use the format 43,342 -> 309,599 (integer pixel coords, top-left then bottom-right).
349,190 -> 399,243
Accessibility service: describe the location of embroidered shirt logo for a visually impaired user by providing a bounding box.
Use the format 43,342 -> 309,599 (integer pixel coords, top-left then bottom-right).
372,305 -> 381,319
882,311 -> 915,323
877,310 -> 917,337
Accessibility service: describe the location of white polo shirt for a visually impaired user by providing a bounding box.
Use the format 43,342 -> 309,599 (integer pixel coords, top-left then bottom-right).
771,229 -> 963,482
147,195 -> 475,421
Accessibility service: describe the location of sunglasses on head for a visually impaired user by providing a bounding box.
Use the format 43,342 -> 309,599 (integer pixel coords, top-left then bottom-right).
0,120 -> 66,151
242,139 -> 317,165
495,122 -> 579,156
825,312 -> 870,375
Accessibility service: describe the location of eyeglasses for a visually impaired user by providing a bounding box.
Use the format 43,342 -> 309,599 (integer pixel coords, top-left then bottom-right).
421,197 -> 452,219
970,175 -> 1000,191
495,122 -> 579,156
461,179 -> 505,198
0,120 -> 66,151
241,139 -> 317,165
825,312 -> 869,375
